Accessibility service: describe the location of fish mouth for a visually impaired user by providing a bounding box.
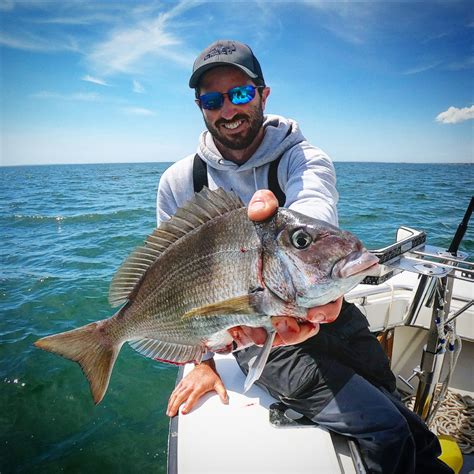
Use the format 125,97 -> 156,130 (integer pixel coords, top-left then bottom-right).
331,250 -> 379,279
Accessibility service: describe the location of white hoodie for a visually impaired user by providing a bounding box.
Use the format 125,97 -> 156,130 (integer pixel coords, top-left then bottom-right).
157,114 -> 338,226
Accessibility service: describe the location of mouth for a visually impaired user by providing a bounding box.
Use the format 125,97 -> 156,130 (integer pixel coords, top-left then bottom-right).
221,119 -> 244,131
331,250 -> 379,279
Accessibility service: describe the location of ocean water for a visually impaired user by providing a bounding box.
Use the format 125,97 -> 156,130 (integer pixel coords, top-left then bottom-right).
1,161 -> 472,473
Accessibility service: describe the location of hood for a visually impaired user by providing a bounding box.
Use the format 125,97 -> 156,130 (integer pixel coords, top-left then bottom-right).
197,114 -> 305,172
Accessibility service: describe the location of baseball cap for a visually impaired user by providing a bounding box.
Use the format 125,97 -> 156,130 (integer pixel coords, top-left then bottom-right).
189,40 -> 265,89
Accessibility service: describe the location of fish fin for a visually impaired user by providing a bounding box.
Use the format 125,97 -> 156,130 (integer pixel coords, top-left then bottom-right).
128,338 -> 204,365
243,330 -> 276,393
181,295 -> 256,320
108,187 -> 244,307
34,321 -> 121,404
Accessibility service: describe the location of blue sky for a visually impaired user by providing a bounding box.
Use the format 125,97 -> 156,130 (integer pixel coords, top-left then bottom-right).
1,0 -> 473,166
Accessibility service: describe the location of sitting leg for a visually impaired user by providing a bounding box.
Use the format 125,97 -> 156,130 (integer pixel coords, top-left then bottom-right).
234,343 -> 452,474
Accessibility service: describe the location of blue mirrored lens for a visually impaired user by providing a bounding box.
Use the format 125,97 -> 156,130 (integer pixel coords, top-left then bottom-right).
228,85 -> 256,105
200,92 -> 224,110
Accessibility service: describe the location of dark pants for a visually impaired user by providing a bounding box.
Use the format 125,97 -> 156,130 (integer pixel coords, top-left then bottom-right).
234,301 -> 453,474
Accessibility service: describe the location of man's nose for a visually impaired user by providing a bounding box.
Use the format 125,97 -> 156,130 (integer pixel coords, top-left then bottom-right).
219,95 -> 239,120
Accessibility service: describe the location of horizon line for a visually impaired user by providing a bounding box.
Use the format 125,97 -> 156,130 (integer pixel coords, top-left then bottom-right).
1,160 -> 472,168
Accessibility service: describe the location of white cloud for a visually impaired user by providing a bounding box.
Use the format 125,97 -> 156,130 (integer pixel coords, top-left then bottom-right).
81,75 -> 110,86
132,80 -> 145,93
31,91 -> 101,102
436,105 -> 474,124
121,107 -> 155,116
0,30 -> 79,52
403,61 -> 442,75
86,1 -> 198,75
300,0 -> 379,45
87,19 -> 178,74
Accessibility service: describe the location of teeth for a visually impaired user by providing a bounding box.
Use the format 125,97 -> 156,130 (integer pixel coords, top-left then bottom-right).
223,120 -> 243,130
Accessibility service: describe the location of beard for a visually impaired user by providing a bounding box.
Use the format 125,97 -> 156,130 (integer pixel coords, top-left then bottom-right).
203,105 -> 265,151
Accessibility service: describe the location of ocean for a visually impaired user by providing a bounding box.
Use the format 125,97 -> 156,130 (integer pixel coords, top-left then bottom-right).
1,161 -> 472,473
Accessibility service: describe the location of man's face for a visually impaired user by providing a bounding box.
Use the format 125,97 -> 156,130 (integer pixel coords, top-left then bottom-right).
197,66 -> 270,151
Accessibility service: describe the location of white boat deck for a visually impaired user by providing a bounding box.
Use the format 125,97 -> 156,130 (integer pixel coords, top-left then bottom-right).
172,354 -> 356,474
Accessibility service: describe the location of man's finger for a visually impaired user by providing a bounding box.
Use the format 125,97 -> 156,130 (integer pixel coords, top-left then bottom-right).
306,297 -> 343,324
248,190 -> 278,221
182,392 -> 200,415
167,387 -> 189,417
272,317 -> 319,346
241,326 -> 268,346
214,380 -> 229,405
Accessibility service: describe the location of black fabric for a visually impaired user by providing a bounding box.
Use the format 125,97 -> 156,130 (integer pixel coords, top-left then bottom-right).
192,154 -> 208,192
234,301 -> 396,397
310,300 -> 397,393
268,155 -> 285,207
192,154 -> 285,205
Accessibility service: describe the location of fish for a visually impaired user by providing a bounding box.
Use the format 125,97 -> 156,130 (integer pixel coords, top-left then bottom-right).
34,187 -> 378,404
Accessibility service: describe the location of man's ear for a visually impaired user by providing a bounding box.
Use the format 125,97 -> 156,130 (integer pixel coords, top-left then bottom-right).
261,87 -> 271,111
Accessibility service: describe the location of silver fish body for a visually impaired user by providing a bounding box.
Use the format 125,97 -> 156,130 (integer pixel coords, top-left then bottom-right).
35,188 -> 378,404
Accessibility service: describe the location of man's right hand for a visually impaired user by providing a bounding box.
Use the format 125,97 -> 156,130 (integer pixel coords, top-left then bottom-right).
166,358 -> 228,417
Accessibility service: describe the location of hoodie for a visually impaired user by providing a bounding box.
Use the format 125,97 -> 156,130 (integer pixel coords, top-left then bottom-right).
157,114 -> 338,226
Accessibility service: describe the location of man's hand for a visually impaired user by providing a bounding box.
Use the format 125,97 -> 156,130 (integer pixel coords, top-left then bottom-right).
229,189 -> 343,349
167,358 -> 228,417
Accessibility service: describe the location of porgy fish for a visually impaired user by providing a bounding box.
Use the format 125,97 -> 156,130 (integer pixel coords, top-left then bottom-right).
34,188 -> 378,404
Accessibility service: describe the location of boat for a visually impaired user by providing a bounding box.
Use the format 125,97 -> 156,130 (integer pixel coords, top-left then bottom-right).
168,200 -> 473,474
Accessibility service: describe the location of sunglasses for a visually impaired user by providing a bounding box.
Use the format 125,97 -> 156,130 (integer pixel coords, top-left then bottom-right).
198,85 -> 264,110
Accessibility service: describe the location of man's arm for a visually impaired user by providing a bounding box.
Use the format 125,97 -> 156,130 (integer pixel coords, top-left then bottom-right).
284,144 -> 339,226
166,189 -> 343,417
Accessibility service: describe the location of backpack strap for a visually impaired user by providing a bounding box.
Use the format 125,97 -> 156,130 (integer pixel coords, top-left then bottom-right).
192,153 -> 286,206
268,155 -> 285,207
193,154 -> 208,192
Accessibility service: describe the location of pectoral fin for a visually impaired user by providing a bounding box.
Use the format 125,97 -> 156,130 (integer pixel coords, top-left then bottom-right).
243,330 -> 276,393
181,295 -> 257,320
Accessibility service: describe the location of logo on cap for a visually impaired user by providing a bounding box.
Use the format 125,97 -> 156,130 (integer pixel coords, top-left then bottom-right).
204,43 -> 237,61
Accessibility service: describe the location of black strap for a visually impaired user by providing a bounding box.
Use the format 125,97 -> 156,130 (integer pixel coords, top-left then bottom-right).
193,154 -> 208,192
268,155 -> 285,207
192,153 -> 286,206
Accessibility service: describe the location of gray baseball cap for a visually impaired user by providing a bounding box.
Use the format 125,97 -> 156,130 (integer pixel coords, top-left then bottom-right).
189,40 -> 265,88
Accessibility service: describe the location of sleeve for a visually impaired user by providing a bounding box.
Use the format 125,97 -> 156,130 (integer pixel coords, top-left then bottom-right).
156,157 -> 195,227
282,142 -> 339,226
156,169 -> 179,226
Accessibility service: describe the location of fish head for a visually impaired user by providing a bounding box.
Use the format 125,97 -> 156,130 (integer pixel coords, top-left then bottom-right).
256,209 -> 379,308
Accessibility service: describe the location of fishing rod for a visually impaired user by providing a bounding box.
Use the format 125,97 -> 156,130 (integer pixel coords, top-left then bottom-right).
448,196 -> 474,256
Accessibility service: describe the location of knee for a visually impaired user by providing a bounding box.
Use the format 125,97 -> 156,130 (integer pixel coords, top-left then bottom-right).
365,410 -> 413,450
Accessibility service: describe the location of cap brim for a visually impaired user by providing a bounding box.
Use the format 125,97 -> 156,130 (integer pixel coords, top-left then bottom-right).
189,63 -> 258,88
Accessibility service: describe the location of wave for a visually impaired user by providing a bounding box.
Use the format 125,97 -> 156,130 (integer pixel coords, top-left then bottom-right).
4,207 -> 155,225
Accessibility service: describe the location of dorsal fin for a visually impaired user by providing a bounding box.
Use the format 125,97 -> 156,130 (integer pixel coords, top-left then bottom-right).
108,187 -> 244,307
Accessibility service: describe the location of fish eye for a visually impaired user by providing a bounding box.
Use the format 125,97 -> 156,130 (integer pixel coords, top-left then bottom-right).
290,229 -> 312,249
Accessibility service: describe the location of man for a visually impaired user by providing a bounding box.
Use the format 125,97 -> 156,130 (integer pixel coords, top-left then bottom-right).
157,40 -> 452,473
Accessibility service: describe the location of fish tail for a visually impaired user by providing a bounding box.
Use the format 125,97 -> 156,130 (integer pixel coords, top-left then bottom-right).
34,320 -> 121,405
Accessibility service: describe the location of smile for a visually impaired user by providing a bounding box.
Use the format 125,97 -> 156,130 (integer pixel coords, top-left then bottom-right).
222,120 -> 243,130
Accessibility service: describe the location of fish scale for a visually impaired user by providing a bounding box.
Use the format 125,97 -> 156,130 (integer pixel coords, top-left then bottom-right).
34,187 -> 378,404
